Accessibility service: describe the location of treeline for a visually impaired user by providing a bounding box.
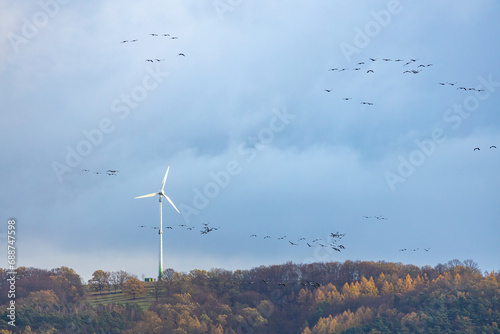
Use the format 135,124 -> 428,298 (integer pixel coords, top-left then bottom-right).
0,259 -> 499,333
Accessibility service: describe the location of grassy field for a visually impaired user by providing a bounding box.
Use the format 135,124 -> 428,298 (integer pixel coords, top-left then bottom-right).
83,283 -> 157,311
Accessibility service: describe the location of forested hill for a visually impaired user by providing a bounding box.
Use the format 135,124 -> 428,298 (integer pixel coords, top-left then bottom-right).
1,259 -> 499,333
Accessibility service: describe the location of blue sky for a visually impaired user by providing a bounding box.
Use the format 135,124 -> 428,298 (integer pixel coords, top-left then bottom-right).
1,0 -> 499,281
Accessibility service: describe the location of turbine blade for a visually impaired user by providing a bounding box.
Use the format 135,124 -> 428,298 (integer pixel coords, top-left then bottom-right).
163,194 -> 180,214
161,166 -> 170,191
134,192 -> 157,199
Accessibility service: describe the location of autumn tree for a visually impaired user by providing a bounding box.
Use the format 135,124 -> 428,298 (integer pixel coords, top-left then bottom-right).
123,277 -> 146,299
88,270 -> 110,294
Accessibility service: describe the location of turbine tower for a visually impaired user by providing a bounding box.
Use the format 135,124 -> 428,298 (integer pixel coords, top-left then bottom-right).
135,166 -> 180,281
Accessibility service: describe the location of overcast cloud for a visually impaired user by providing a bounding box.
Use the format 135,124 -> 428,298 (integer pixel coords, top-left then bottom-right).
1,0 -> 499,280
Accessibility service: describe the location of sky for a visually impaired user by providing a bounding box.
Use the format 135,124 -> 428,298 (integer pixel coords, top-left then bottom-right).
1,0 -> 499,281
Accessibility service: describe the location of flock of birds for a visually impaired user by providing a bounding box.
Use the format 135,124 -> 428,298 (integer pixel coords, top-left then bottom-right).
248,232 -> 346,252
82,169 -> 118,176
473,146 -> 496,151
219,278 -> 325,288
138,222 -> 220,235
119,33 -> 186,62
324,57 -> 434,105
362,215 -> 388,221
438,81 -> 485,92
399,248 -> 431,252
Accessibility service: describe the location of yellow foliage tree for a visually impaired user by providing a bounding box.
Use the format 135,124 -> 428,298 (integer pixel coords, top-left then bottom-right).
23,290 -> 60,312
302,327 -> 312,334
403,274 -> 414,292
123,277 -> 146,300
341,282 -> 360,301
360,276 -> 379,296
313,288 -> 326,303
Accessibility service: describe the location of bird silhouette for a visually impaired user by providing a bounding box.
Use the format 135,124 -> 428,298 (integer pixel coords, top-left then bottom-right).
367,69 -> 374,73
289,241 -> 298,246
325,89 -> 333,92
490,146 -> 497,149
474,147 -> 480,151
150,33 -> 158,36
178,53 -> 185,57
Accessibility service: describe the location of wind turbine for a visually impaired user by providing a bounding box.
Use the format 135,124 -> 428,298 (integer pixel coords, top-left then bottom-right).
135,166 -> 180,281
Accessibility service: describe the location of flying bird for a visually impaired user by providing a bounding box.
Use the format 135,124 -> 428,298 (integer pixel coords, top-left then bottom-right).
474,147 -> 480,151
150,33 -> 158,36
490,146 -> 497,149
367,70 -> 374,73
325,89 -> 333,92
289,241 -> 298,246
178,53 -> 185,57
